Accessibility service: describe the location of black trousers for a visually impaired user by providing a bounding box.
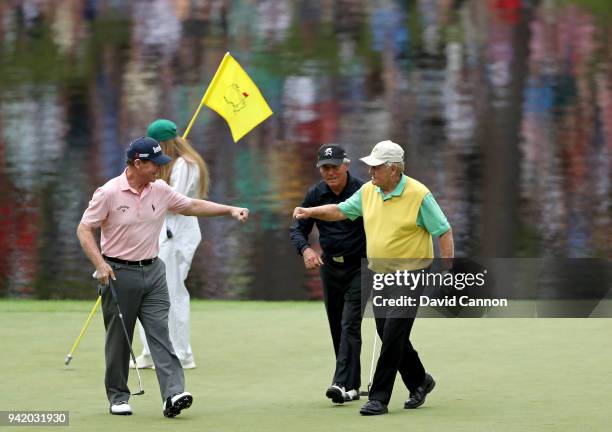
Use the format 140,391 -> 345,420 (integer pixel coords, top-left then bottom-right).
320,261 -> 362,391
368,284 -> 426,405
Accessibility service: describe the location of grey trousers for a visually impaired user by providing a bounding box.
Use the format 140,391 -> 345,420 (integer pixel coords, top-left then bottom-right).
100,258 -> 184,404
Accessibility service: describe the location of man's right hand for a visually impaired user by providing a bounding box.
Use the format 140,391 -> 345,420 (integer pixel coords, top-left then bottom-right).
293,207 -> 311,220
302,247 -> 324,270
94,261 -> 116,286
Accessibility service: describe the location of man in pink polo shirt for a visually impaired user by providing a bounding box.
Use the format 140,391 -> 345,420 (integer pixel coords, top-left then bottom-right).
77,136 -> 248,417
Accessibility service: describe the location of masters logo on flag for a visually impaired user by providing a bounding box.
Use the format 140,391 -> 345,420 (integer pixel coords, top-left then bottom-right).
202,52 -> 273,142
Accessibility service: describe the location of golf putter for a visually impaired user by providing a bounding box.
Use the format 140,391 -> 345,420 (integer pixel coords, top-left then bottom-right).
360,326 -> 378,397
105,279 -> 145,396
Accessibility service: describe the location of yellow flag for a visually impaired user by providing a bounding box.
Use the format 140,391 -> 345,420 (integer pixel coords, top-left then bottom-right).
202,52 -> 273,142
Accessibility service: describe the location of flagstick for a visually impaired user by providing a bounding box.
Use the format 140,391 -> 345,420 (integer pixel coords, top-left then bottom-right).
182,52 -> 231,140
182,93 -> 207,140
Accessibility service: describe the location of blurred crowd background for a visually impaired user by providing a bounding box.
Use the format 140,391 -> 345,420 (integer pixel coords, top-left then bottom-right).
0,0 -> 610,299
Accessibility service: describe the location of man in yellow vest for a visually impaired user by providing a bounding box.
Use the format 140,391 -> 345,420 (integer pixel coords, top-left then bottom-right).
293,140 -> 454,416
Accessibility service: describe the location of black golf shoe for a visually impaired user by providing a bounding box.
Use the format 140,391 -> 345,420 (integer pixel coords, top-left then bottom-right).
404,373 -> 436,409
326,384 -> 347,404
163,391 -> 193,418
359,400 -> 388,416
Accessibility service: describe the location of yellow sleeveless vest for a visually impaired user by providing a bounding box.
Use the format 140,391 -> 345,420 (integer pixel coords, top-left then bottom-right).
362,176 -> 434,263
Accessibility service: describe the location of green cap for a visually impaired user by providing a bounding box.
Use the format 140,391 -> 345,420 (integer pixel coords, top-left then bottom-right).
147,119 -> 177,142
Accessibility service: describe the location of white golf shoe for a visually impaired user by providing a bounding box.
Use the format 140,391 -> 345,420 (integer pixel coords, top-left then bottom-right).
109,402 -> 132,415
130,354 -> 154,369
345,389 -> 360,401
326,384 -> 347,404
163,391 -> 193,418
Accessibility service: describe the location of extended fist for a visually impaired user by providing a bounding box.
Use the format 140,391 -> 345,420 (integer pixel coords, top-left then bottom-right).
293,207 -> 311,220
232,207 -> 249,223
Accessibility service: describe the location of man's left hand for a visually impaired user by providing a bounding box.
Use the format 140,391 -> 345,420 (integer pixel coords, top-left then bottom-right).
232,207 -> 249,223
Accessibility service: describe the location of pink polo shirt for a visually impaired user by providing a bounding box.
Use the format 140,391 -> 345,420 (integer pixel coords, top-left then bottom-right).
81,170 -> 192,260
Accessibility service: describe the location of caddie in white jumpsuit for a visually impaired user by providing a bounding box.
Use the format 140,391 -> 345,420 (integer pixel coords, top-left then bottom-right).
134,119 -> 207,369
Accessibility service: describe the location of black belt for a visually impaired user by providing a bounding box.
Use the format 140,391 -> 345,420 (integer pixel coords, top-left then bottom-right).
103,255 -> 158,266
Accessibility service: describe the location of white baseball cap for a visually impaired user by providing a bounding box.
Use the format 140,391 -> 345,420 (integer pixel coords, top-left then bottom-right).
359,140 -> 404,166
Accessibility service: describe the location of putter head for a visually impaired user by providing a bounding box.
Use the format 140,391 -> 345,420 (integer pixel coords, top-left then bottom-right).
64,354 -> 72,365
133,390 -> 145,396
358,382 -> 371,397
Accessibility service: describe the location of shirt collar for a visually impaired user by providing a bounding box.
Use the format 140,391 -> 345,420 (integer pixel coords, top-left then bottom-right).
120,168 -> 152,195
119,169 -> 131,191
375,174 -> 407,201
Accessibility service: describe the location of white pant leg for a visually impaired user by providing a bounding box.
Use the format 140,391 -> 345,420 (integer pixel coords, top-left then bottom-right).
160,242 -> 194,363
137,320 -> 151,357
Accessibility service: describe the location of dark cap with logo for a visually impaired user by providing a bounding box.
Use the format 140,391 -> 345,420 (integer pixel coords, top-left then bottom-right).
317,144 -> 347,167
127,136 -> 172,165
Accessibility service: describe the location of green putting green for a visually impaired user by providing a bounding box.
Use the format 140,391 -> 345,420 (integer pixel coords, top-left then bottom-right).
1,300 -> 610,431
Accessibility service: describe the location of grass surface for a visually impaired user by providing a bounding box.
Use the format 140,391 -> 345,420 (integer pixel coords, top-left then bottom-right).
1,300 -> 610,431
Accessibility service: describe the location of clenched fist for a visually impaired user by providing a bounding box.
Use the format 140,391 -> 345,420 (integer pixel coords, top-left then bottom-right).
293,207 -> 311,220
232,207 -> 249,223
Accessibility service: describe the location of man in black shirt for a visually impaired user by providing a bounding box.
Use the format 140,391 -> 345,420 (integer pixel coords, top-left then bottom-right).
290,144 -> 366,404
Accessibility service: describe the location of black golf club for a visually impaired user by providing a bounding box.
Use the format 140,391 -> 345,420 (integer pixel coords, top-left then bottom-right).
105,279 -> 145,396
